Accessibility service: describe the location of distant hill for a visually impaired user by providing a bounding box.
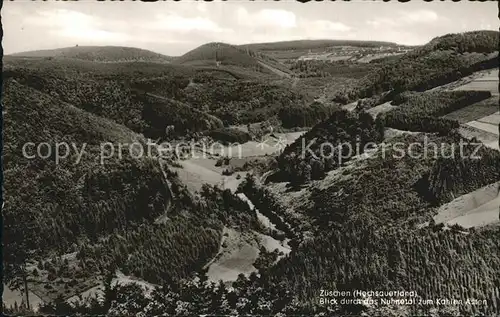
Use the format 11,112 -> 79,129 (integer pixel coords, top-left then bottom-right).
10,46 -> 174,63
239,39 -> 400,52
174,42 -> 293,76
4,55 -> 194,81
176,42 -> 261,67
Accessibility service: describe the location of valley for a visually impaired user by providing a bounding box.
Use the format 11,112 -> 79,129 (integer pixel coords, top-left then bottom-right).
2,28 -> 500,317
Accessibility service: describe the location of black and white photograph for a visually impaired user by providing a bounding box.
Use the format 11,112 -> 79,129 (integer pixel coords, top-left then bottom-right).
1,0 -> 499,316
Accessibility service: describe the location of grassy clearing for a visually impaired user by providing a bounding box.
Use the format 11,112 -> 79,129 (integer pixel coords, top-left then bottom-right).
453,68 -> 499,95
465,121 -> 499,135
459,125 -> 499,150
434,182 -> 500,228
66,270 -> 158,306
2,284 -> 43,312
366,101 -> 397,118
476,112 -> 500,125
205,228 -> 259,283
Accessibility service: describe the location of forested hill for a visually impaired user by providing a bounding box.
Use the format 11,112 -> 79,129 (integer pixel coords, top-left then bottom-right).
10,46 -> 175,63
418,30 -> 499,54
176,42 -> 263,68
174,42 -> 293,76
334,30 -> 499,104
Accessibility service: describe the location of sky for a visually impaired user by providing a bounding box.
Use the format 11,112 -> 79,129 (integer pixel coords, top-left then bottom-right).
3,1 -> 498,56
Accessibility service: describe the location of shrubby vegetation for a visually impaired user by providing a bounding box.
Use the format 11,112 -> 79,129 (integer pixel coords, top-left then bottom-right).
169,79 -> 309,126
3,79 -> 177,304
4,56 -> 193,80
5,32 -> 500,316
262,134 -> 500,315
72,182 -> 261,285
253,247 -> 282,271
175,42 -> 266,70
3,80 -> 169,257
239,174 -> 300,245
138,92 -> 223,139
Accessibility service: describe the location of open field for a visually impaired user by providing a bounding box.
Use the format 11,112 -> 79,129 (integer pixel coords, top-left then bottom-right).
459,125 -> 499,150
455,80 -> 499,94
366,101 -> 397,118
453,68 -> 499,95
356,52 -> 404,63
465,120 -> 499,135
205,228 -> 259,283
443,97 -> 499,123
205,226 -> 290,283
461,108 -> 499,150
3,285 -> 43,312
429,68 -> 499,94
434,182 -> 500,229
66,271 -> 157,306
341,101 -> 358,112
173,159 -> 225,193
476,112 -> 500,125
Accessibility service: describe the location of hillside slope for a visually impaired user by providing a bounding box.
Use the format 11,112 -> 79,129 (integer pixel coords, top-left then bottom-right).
3,78 -> 171,257
2,78 -> 261,306
4,67 -> 221,139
